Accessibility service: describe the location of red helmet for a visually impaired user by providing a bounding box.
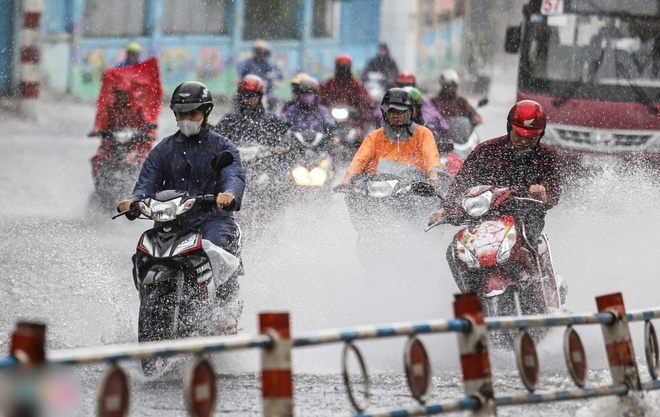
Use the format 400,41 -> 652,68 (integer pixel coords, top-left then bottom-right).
507,100 -> 546,138
335,54 -> 352,65
396,71 -> 416,86
238,74 -> 265,94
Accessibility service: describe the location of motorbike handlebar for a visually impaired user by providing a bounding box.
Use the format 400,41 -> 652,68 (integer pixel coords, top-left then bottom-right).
90,125 -> 157,141
198,194 -> 218,211
112,200 -> 140,220
513,196 -> 544,204
332,185 -> 349,194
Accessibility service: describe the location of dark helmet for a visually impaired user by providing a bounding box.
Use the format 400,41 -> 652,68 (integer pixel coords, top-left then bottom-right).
380,88 -> 414,125
507,100 -> 547,138
170,81 -> 213,114
238,74 -> 265,96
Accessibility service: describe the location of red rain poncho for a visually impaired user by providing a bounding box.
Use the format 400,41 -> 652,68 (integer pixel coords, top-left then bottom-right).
93,57 -> 163,134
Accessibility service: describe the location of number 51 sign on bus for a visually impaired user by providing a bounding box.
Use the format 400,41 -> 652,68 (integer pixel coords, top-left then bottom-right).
541,0 -> 564,15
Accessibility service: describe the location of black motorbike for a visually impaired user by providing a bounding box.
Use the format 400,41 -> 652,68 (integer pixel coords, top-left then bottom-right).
114,151 -> 243,376
445,98 -> 488,159
337,169 -> 448,271
234,142 -> 289,237
341,171 -> 445,232
90,125 -> 156,211
330,106 -> 364,164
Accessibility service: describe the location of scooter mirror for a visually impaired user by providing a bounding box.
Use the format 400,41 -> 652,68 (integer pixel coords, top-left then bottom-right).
211,151 -> 234,170
411,182 -> 437,197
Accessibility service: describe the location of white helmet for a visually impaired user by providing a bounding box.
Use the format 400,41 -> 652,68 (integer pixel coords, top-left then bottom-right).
440,69 -> 460,86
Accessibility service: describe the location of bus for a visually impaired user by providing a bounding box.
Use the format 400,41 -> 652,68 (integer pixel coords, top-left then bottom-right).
505,0 -> 660,171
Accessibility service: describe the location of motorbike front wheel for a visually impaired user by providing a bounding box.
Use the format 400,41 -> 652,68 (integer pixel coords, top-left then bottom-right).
137,284 -> 177,376
482,288 -> 549,349
482,288 -> 521,349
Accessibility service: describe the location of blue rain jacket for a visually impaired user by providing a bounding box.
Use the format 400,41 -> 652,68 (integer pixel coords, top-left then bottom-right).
132,126 -> 246,249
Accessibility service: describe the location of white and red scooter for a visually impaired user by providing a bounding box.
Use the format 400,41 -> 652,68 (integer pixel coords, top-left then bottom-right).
429,185 -> 567,347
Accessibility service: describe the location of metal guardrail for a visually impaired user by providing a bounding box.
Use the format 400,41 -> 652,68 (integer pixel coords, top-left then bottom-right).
1,292 -> 659,417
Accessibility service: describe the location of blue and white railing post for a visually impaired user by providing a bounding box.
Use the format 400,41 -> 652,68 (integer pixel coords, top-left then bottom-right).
454,293 -> 496,416
596,292 -> 641,390
260,312 -> 294,417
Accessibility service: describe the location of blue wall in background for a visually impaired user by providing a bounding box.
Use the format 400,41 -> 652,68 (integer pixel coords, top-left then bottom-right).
0,0 -> 15,95
1,0 -> 382,98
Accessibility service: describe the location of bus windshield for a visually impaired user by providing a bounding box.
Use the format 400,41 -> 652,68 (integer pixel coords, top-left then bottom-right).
521,13 -> 660,102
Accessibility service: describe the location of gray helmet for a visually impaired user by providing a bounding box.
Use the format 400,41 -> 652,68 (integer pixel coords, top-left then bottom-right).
380,88 -> 414,126
440,69 -> 460,86
170,81 -> 213,114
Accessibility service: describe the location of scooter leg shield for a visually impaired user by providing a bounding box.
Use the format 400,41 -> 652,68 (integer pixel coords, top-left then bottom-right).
202,239 -> 240,287
446,245 -> 475,294
537,234 -> 565,308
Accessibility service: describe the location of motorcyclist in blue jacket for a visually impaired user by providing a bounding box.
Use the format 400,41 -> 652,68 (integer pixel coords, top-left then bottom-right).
237,40 -> 282,112
117,81 -> 246,253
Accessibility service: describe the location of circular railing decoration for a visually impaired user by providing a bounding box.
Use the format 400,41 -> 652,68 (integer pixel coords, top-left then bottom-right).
645,320 -> 659,379
515,330 -> 539,392
342,342 -> 371,412
563,326 -> 587,387
97,364 -> 130,417
184,356 -> 217,417
404,336 -> 432,404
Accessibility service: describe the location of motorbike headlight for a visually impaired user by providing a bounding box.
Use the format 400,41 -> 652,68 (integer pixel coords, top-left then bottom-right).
462,191 -> 492,217
367,180 -> 398,198
496,225 -> 517,264
309,167 -> 328,186
291,166 -> 310,185
150,200 -> 178,222
455,240 -> 479,269
332,108 -> 349,121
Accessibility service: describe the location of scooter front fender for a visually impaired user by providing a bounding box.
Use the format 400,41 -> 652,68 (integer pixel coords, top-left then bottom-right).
483,272 -> 517,298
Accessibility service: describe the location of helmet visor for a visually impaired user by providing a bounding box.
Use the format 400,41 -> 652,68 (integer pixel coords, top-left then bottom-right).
512,124 -> 543,138
239,90 -> 262,98
387,104 -> 409,111
171,102 -> 204,112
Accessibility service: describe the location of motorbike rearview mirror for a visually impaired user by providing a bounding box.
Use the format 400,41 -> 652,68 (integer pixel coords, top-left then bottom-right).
411,182 -> 437,197
477,97 -> 489,107
200,151 -> 235,193
211,151 -> 234,170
